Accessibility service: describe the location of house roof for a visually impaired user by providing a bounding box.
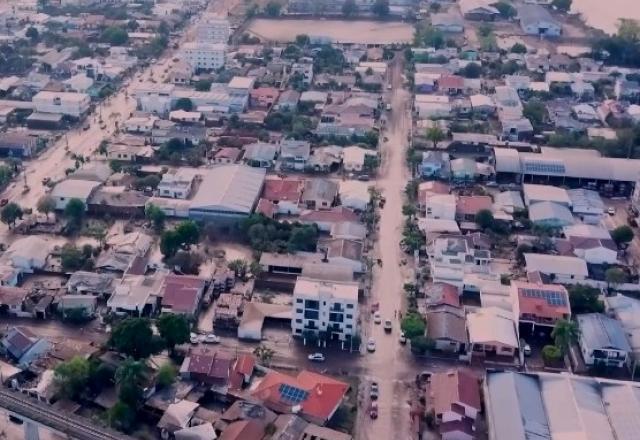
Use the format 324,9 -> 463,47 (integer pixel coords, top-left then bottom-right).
299,207 -> 359,224
568,236 -> 617,252
564,224 -> 611,240
322,238 -> 362,261
51,179 -> 101,201
439,75 -> 465,89
158,400 -> 199,431
252,370 -> 349,422
280,139 -> 311,159
528,201 -> 574,225
430,369 -> 481,416
427,306 -> 467,343
467,307 -> 518,347
243,142 -> 278,162
2,327 -> 37,360
303,179 -> 339,202
511,281 -> 571,321
262,177 -> 303,202
0,286 -> 28,307
183,349 -> 234,381
161,275 -> 206,315
294,277 -> 359,302
5,236 -> 51,264
214,147 -> 242,161
524,253 -> 588,277
174,423 -> 216,440
456,195 -> 492,216
577,313 -> 631,352
238,302 -> 291,340
219,420 -> 264,440
425,283 -> 460,307
518,4 -> 560,29
190,165 -> 266,215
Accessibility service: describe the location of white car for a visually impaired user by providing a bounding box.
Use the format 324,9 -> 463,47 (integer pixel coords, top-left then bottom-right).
367,338 -> 376,352
608,207 -> 616,215
307,353 -> 325,362
399,332 -> 407,344
203,334 -> 220,344
373,312 -> 382,324
190,332 -> 200,344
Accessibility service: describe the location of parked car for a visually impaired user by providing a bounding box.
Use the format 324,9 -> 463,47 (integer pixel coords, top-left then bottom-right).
521,339 -> 532,357
383,320 -> 392,333
373,311 -> 382,324
370,381 -> 379,400
307,353 -> 325,362
189,332 -> 199,344
399,331 -> 407,344
608,207 -> 616,216
367,338 -> 376,352
203,334 -> 220,344
369,401 -> 378,419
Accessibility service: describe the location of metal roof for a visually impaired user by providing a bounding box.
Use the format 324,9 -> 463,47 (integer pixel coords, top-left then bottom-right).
577,313 -> 631,353
524,253 -> 588,277
190,165 -> 265,215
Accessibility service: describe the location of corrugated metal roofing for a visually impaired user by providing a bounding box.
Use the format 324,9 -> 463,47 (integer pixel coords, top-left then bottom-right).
190,165 -> 265,215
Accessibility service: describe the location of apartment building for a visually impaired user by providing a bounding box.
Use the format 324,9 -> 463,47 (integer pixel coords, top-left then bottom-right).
292,277 -> 358,343
32,91 -> 91,118
428,235 -> 491,288
195,13 -> 230,44
181,42 -> 226,71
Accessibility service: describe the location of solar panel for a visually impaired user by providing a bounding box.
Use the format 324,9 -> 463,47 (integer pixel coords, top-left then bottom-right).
279,384 -> 308,404
521,288 -> 567,307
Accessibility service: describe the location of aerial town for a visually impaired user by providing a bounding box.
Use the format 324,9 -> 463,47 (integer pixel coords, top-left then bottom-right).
0,0 -> 639,439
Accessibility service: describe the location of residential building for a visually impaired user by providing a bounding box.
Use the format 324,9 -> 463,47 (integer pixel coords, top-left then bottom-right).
0,133 -> 37,158
59,295 -> 98,319
528,201 -> 574,228
107,273 -> 165,316
50,179 -> 101,211
420,151 -> 450,178
299,207 -> 359,232
429,369 -> 481,428
485,371 -> 640,440
275,90 -> 300,111
577,313 -> 631,368
339,180 -> 371,212
250,87 -> 280,109
467,307 -> 519,360
523,183 -> 571,207
66,271 -> 115,297
342,146 -> 377,173
181,42 -> 226,71
160,275 -> 207,318
456,195 -> 493,222
32,91 -> 91,118
1,236 -> 50,274
459,0 -> 499,20
292,277 -> 359,343
302,179 -> 338,210
606,294 -> 640,362
510,281 -> 570,333
426,194 -> 457,220
320,238 -> 364,273
180,349 -> 234,386
280,139 -> 310,171
518,4 -> 562,36
123,115 -> 158,134
428,236 -> 491,288
260,177 -> 303,215
252,370 -> 349,426
157,169 -> 196,199
238,302 -> 291,341
1,327 -> 51,368
243,142 -> 278,168
524,253 -> 588,283
569,236 -> 618,265
0,286 -> 29,318
426,305 -> 468,354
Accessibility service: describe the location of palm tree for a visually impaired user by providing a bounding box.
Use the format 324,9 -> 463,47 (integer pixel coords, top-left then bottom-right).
426,126 -> 445,149
115,358 -> 145,407
253,345 -> 275,365
551,319 -> 580,355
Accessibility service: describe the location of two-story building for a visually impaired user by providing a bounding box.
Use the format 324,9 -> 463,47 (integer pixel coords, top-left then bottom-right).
156,169 -> 196,199
577,313 -> 631,368
32,91 -> 91,119
292,277 -> 359,346
511,281 -> 571,336
429,236 -> 491,289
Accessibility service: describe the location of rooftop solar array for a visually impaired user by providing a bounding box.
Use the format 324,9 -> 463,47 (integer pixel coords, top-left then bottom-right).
521,288 -> 568,307
279,384 -> 309,404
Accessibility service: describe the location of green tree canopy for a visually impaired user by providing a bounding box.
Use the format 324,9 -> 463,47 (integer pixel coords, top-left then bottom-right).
401,313 -> 426,339
568,284 -> 605,314
156,363 -> 177,388
54,356 -> 91,400
611,225 -> 634,244
551,319 -> 580,354
460,62 -> 482,79
523,100 -> 547,131
157,314 -> 190,353
195,80 -> 212,92
37,195 -> 56,218
264,1 -> 281,16
552,0 -> 572,13
410,335 -> 434,355
475,209 -> 495,230
60,244 -> 88,271
109,318 -> 157,359
115,358 -> 146,406
494,1 -> 516,18
605,267 -> 627,288
145,203 -> 165,232
372,0 -> 389,17
64,198 -> 85,226
174,97 -> 193,111
1,202 -> 22,228
342,0 -> 357,16
108,401 -> 135,432
426,126 -> 445,148
101,26 -> 129,45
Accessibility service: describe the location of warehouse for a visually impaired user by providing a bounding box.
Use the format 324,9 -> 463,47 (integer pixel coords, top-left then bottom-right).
494,147 -> 640,196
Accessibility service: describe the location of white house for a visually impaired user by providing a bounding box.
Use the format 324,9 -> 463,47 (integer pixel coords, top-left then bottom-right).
181,42 -> 226,71
415,95 -> 452,119
342,146 -> 377,173
338,180 -> 371,212
50,179 -> 101,211
292,277 -> 359,344
429,236 -> 491,288
577,313 -> 631,368
32,91 -> 91,118
524,253 -> 588,283
123,115 -> 158,134
195,13 -> 230,44
425,194 -> 457,220
131,83 -> 175,115
518,4 -> 562,37
156,169 -> 196,199
570,237 -> 618,265
2,237 -> 50,273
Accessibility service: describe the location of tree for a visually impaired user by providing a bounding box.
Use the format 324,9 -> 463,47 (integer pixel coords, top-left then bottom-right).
195,80 -> 212,92
494,1 -> 516,19
145,203 -> 165,232
552,0 -> 572,13
401,313 -> 426,339
168,251 -> 203,274
157,314 -> 190,353
568,284 -> 605,314
174,97 -> 193,111
372,0 -> 389,17
26,27 -> 39,42
0,165 -> 13,186
410,335 -> 434,355
475,209 -> 495,230
287,225 -> 319,252
460,62 -> 482,79
523,100 -> 547,131
342,0 -> 357,16
1,202 -> 22,228
60,244 -> 86,271
109,318 -> 157,359
101,27 -> 129,45
108,401 -> 135,432
426,126 -> 445,148
551,319 -> 580,355
264,1 -> 281,16
605,267 -> 627,290
253,344 -> 275,365
510,43 -> 527,54
250,261 -> 263,278
54,356 -> 90,400
37,196 -> 56,219
176,220 -> 200,245
295,34 -> 310,46
160,230 -> 181,258
402,204 -> 417,219
228,259 -> 249,279
63,307 -> 91,323
611,225 -> 634,245
156,363 -> 177,388
542,344 -> 562,364
64,198 -> 85,227
115,358 -> 145,406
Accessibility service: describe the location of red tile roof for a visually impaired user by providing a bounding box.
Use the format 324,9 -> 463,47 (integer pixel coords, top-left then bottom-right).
234,354 -> 256,376
262,178 -> 303,202
439,75 -> 465,90
456,196 -> 492,216
185,349 -> 234,382
252,370 -> 349,423
161,275 -> 206,315
426,283 -> 460,308
219,420 -> 265,440
214,147 -> 242,161
250,87 -> 280,100
430,369 -> 481,417
513,281 -> 571,321
255,198 -> 276,218
300,207 -> 359,224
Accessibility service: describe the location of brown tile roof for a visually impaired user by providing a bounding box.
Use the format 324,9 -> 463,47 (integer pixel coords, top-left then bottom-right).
430,369 -> 481,416
0,286 -> 28,307
214,147 -> 242,161
456,196 -> 492,216
255,198 -> 276,218
161,275 -> 206,315
262,177 -> 303,202
219,420 -> 265,440
439,75 -> 465,89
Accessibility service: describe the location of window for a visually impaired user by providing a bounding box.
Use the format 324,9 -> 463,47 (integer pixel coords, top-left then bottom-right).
346,304 -> 354,309
296,309 -> 303,314
346,324 -> 352,329
305,300 -> 320,310
304,310 -> 319,320
346,314 -> 353,319
295,319 -> 302,324
296,299 -> 303,303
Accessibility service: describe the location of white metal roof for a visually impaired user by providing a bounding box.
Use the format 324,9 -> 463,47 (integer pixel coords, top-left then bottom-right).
466,307 -> 518,347
294,277 -> 358,302
524,253 -> 588,277
523,183 -> 571,206
51,179 -> 100,200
